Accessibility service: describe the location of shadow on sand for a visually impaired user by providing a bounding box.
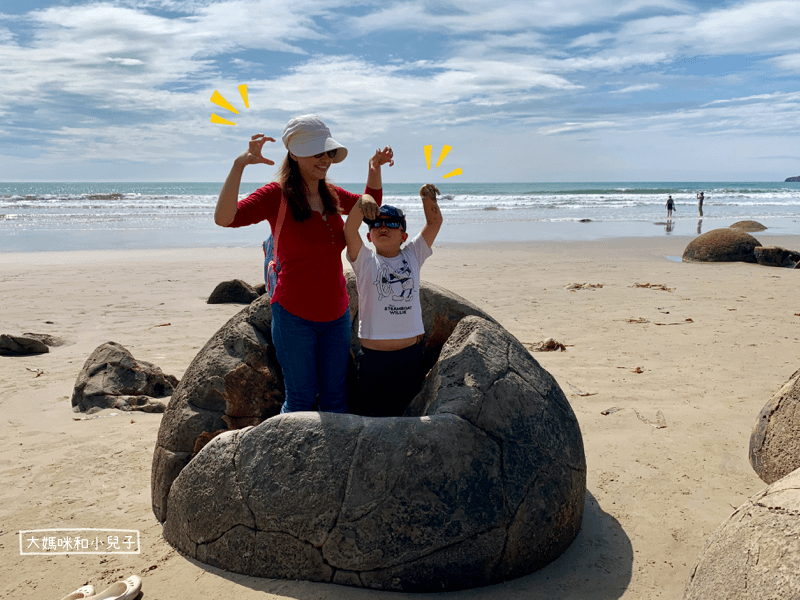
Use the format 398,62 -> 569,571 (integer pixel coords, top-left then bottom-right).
182,489 -> 633,600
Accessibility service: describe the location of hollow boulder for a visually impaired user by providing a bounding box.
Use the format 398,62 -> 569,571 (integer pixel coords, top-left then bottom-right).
151,273 -> 498,524
71,342 -> 178,413
161,315 -> 586,591
682,228 -> 761,263
684,467 -> 800,599
749,367 -> 800,484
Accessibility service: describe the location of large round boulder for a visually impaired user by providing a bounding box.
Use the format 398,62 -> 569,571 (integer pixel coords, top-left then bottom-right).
161,315 -> 586,591
682,228 -> 762,263
729,220 -> 767,231
749,367 -> 800,484
684,467 -> 800,599
151,273 -> 498,523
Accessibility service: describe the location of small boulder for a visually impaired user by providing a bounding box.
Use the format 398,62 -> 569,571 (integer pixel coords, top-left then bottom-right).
729,220 -> 767,232
72,342 -> 178,413
682,228 -> 761,263
684,467 -> 800,599
749,367 -> 800,484
753,246 -> 800,268
207,279 -> 259,304
0,334 -> 49,356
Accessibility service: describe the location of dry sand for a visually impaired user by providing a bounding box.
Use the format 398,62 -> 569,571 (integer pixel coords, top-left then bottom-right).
1,235 -> 799,599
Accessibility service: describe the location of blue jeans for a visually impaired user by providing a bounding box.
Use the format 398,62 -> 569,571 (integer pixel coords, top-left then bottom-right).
271,301 -> 350,414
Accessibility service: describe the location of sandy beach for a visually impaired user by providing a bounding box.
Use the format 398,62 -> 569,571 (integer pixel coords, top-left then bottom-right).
2,234 -> 799,599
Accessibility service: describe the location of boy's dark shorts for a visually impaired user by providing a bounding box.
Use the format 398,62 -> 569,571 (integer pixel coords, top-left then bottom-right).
351,343 -> 424,417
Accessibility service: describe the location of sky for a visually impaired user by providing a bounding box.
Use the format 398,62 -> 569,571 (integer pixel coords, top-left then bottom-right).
0,0 -> 799,183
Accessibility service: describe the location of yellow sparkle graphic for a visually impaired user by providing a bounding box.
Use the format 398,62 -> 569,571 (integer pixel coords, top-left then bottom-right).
424,144 -> 462,179
210,84 -> 249,126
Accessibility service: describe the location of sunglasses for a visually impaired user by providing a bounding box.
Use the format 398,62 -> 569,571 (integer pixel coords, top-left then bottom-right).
369,220 -> 403,229
313,149 -> 338,159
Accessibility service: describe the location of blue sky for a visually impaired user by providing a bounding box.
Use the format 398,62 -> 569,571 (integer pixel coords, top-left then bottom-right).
0,0 -> 798,182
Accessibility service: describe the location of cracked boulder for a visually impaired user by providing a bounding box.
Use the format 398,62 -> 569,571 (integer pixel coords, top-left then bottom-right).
749,367 -> 800,484
160,315 -> 586,592
684,466 -> 800,599
682,228 -> 762,263
151,273 -> 496,524
72,342 -> 178,413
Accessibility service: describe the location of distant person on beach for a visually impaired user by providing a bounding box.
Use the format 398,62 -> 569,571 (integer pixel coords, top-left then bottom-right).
214,114 -> 394,414
344,184 -> 443,417
697,191 -> 704,216
666,195 -> 676,219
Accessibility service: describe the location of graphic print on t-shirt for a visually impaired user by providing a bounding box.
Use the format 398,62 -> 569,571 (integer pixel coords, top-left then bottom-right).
373,258 -> 415,302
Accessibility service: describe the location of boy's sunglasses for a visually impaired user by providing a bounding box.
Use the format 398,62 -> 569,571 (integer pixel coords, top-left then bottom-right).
313,149 -> 338,159
369,220 -> 403,229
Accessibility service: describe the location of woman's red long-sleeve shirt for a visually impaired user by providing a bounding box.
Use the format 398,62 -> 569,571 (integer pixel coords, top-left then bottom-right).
227,182 -> 382,322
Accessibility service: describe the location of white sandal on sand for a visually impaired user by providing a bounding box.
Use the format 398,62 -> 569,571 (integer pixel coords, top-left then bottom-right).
59,585 -> 95,600
85,575 -> 141,600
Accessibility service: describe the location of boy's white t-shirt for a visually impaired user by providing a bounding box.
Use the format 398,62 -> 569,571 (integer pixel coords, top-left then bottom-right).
349,233 -> 433,340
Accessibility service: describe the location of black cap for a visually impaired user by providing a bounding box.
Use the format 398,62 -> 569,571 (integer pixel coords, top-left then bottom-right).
363,205 -> 406,231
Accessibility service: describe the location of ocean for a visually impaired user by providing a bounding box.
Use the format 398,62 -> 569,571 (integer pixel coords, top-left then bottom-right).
1,181 -> 799,252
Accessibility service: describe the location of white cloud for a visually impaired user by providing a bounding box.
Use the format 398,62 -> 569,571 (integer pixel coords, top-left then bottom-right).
543,51 -> 671,73
569,31 -> 617,49
769,52 -> 800,72
538,121 -> 617,135
612,1 -> 800,58
611,83 -> 661,93
348,0 -> 692,34
703,91 -> 800,107
106,57 -> 146,66
0,0 -> 799,181
690,1 -> 800,53
621,90 -> 800,137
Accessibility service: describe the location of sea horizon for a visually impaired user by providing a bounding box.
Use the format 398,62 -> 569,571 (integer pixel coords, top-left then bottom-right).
2,181 -> 798,252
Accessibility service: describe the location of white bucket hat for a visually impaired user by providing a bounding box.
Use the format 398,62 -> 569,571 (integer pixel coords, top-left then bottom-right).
282,114 -> 348,163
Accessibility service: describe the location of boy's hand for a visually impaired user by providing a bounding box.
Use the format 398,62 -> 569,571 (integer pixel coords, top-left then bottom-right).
420,184 -> 440,201
419,184 -> 443,248
360,194 -> 379,220
369,146 -> 394,172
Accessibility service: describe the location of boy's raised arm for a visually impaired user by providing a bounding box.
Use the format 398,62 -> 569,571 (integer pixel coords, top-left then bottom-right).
419,184 -> 443,248
345,195 -> 371,263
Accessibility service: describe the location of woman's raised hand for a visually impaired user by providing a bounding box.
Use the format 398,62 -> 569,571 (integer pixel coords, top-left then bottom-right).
369,145 -> 394,171
236,134 -> 276,166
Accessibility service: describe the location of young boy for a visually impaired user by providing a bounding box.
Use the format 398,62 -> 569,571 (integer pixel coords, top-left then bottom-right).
344,184 -> 443,417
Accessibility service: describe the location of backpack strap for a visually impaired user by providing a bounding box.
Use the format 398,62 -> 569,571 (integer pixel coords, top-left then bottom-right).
273,196 -> 287,258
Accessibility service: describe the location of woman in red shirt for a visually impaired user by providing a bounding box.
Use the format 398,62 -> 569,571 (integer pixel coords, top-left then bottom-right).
215,115 -> 392,414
